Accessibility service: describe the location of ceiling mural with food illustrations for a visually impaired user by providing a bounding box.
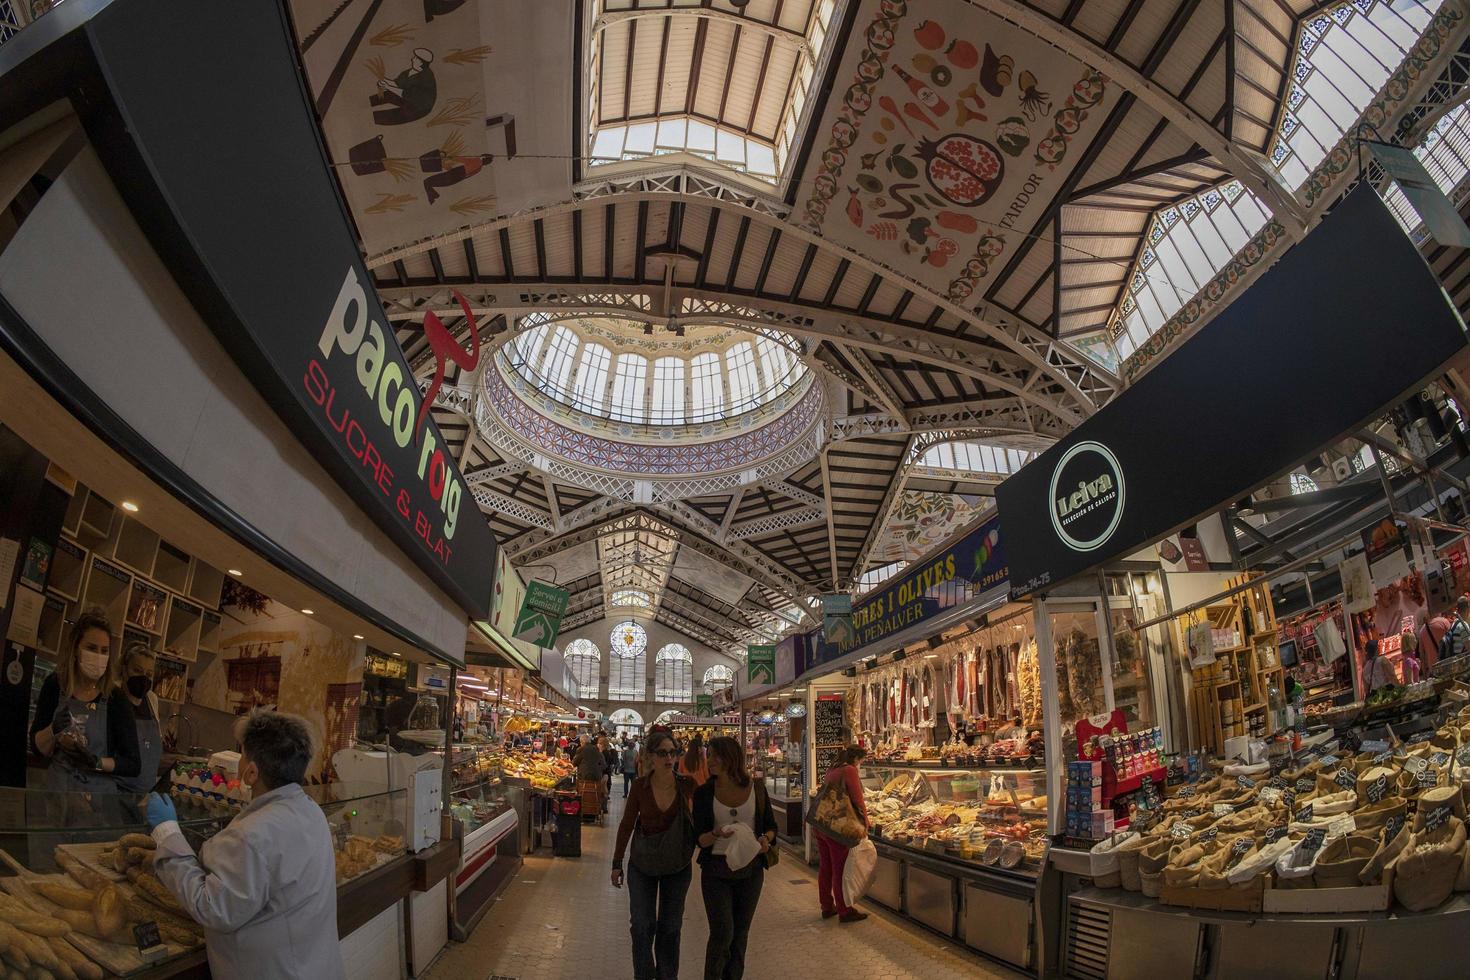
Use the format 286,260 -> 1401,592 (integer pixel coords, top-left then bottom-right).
797,0 -> 1116,301
287,0 -> 572,255
872,491 -> 991,564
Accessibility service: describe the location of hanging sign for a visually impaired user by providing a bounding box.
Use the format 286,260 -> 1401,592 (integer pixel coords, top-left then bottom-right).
74,1 -> 502,616
998,186 -> 1469,597
821,594 -> 855,647
1365,141 -> 1470,247
747,645 -> 776,684
804,514 -> 1005,674
513,581 -> 569,647
695,694 -> 715,718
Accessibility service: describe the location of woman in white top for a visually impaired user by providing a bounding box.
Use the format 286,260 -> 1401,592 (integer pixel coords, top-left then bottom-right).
691,736 -> 776,980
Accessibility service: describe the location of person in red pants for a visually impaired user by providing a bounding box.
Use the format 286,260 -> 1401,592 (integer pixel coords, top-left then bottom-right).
816,745 -> 869,923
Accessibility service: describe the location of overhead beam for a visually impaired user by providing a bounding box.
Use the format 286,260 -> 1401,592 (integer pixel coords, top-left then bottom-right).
820,448 -> 840,591
593,8 -> 815,63
969,0 -> 1307,232
831,342 -> 908,421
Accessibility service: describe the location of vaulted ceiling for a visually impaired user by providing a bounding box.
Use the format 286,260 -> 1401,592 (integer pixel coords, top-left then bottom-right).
285,0 -> 1470,655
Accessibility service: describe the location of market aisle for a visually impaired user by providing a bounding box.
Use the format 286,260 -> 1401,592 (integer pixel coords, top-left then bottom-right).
425,793 -> 1024,980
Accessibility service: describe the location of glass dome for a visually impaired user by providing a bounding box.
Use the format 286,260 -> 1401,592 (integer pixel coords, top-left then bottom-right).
500,318 -> 809,427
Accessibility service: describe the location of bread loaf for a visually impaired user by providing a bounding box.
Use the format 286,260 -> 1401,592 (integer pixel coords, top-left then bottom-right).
44,939 -> 100,980
29,885 -> 93,913
91,886 -> 125,938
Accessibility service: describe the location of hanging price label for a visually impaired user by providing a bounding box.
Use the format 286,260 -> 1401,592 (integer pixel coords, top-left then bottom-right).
1405,756 -> 1429,775
1372,751 -> 1392,765
1425,804 -> 1453,833
1318,755 -> 1339,768
1329,815 -> 1355,837
1260,787 -> 1282,805
1175,786 -> 1196,798
1213,804 -> 1234,818
1456,744 -> 1470,767
1296,804 -> 1314,823
1359,739 -> 1390,754
1282,789 -> 1296,811
1431,751 -> 1450,768
1171,822 -> 1193,840
1407,731 -> 1435,746
1265,825 -> 1289,844
1231,837 -> 1253,857
1236,774 -> 1256,789
1267,776 -> 1288,790
1334,768 -> 1357,790
1417,767 -> 1439,787
1366,774 -> 1389,804
1300,827 -> 1327,857
1383,814 -> 1406,841
1200,827 -> 1219,842
1296,777 -> 1314,794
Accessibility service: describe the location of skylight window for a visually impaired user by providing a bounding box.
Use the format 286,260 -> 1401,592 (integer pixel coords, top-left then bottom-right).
690,352 -> 724,422
541,326 -> 580,392
726,342 -> 760,413
610,354 -> 649,424
919,441 -> 1035,475
589,121 -> 781,181
651,357 -> 685,425
1269,0 -> 1444,189
610,588 -> 652,608
572,342 -> 612,414
1382,104 -> 1470,235
1109,181 -> 1271,360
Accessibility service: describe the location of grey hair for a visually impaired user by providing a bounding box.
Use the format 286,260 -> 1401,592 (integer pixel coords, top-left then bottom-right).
234,710 -> 316,789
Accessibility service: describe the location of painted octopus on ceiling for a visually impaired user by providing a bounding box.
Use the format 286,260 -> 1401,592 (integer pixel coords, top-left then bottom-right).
799,0 -> 1115,301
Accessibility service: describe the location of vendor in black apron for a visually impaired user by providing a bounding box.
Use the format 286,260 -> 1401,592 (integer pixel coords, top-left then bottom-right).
114,641 -> 163,795
30,609 -> 140,792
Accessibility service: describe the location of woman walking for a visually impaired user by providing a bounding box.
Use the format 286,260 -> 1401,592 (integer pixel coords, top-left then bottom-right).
678,733 -> 709,786
694,736 -> 777,980
612,731 -> 696,980
816,746 -> 870,923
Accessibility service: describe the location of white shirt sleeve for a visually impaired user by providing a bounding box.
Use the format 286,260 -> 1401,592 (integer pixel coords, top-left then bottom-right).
152,819 -> 273,933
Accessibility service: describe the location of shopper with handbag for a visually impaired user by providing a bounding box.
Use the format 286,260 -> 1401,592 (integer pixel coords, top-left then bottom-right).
693,735 -> 778,980
815,745 -> 870,922
612,731 -> 696,980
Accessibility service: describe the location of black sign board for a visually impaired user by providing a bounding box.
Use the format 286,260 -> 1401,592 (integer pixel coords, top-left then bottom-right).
813,696 -> 846,747
997,187 -> 1468,596
815,745 -> 843,781
75,0 -> 499,616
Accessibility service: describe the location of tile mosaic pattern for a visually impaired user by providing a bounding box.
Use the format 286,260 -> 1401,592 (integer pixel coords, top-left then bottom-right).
424,795 -> 1024,980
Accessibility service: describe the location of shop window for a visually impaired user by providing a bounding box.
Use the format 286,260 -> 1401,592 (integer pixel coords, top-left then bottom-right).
564,638 -> 601,699
655,644 -> 693,702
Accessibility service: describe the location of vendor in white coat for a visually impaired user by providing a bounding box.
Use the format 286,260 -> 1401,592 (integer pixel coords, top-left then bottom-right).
144,710 -> 345,980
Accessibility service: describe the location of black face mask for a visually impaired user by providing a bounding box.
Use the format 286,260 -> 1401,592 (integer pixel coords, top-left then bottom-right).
127,675 -> 152,698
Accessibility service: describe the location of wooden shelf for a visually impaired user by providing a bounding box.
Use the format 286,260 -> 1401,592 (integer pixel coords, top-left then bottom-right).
162,596 -> 202,663
152,540 -> 191,594
83,556 -> 131,631
198,610 -> 222,655
126,580 -> 166,635
187,561 -> 224,610
48,537 -> 86,603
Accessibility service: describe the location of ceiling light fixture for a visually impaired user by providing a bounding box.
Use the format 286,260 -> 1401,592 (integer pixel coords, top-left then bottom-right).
227,569 -> 243,577
924,653 -> 938,659
301,609 -> 314,615
120,501 -> 139,512
353,634 -> 364,640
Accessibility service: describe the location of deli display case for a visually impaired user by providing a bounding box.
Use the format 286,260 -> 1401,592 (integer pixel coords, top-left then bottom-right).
762,757 -> 805,840
863,764 -> 1050,971
447,748 -> 524,937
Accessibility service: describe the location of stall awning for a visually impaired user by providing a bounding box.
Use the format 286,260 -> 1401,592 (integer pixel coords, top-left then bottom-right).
469,621 -> 539,672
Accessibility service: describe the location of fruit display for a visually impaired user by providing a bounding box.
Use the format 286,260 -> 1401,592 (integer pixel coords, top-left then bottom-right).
1094,704 -> 1470,912
452,747 -> 574,791
865,765 -> 1049,872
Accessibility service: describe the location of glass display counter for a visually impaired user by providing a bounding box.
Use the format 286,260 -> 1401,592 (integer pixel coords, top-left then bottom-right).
446,750 -> 524,937
0,783 -> 410,979
762,758 -> 804,841
860,764 -> 1050,972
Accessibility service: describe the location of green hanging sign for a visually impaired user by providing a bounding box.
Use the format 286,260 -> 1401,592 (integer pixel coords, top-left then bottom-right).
695,694 -> 715,718
747,645 -> 776,684
512,580 -> 569,647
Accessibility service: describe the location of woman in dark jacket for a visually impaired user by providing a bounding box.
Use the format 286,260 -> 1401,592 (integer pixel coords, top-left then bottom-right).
692,736 -> 777,980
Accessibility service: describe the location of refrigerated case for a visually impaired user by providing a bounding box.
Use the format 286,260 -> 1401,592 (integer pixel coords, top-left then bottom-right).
447,748 -> 524,937
862,764 -> 1049,970
763,756 -> 805,840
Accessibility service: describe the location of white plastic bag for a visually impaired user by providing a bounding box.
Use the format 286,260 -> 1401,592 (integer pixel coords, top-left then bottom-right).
843,838 -> 878,907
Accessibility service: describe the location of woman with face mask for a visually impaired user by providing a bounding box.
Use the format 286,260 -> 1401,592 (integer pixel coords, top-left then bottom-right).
30,609 -> 140,792
114,641 -> 164,794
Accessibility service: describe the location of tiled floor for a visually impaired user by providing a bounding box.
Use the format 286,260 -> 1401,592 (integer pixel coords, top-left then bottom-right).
424,793 -> 1024,980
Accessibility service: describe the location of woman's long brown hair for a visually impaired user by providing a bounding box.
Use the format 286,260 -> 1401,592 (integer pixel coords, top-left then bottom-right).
707,735 -> 750,787
682,733 -> 704,773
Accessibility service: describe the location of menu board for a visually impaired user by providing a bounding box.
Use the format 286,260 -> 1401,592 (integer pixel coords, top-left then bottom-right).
813,695 -> 845,746
813,694 -> 845,780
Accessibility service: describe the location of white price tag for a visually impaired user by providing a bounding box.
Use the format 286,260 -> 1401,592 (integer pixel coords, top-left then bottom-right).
1260,787 -> 1282,805
1329,815 -> 1355,837
1213,804 -> 1233,818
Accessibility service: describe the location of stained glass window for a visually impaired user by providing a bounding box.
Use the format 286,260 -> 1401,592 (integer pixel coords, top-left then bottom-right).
564,638 -> 601,699
610,354 -> 648,424
702,664 -> 735,695
655,644 -> 693,702
607,621 -> 648,700
1269,0 -> 1443,190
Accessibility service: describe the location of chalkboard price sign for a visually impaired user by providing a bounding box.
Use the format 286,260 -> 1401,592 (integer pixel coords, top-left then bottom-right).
815,745 -> 843,780
813,696 -> 845,747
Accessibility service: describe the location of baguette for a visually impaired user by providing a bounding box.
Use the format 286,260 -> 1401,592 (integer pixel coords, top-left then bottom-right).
91,886 -> 125,938
27,968 -> 57,980
51,854 -> 105,894
127,872 -> 185,916
117,834 -> 155,852
118,894 -> 201,946
44,940 -> 99,980
109,849 -> 128,875
0,898 -> 69,938
47,912 -> 126,946
0,923 -> 31,969
9,933 -> 58,976
28,885 -> 92,913
124,848 -> 153,870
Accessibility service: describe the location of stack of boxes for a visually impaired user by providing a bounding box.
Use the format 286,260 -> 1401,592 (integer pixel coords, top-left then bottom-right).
1066,759 -> 1112,839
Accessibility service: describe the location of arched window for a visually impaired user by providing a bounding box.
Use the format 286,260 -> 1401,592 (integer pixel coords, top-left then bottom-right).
610,589 -> 652,609
702,664 -> 734,696
689,352 -> 724,421
563,638 -> 601,699
655,644 -> 693,703
610,354 -> 649,423
571,342 -> 611,413
608,621 -> 648,700
541,325 -> 581,394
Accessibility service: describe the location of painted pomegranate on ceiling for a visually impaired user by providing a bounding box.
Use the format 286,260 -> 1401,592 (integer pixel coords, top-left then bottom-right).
915,133 -> 1004,207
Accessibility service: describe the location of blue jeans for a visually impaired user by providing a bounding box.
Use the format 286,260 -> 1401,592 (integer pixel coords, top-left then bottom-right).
628,862 -> 692,980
